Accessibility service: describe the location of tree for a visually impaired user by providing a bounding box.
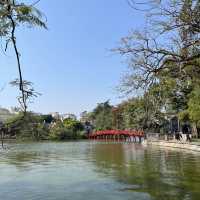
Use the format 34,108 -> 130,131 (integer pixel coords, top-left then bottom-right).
113,0 -> 200,136
112,105 -> 126,130
63,118 -> 84,132
90,101 -> 114,130
0,121 -> 4,148
49,118 -> 84,141
39,114 -> 54,124
10,79 -> 41,112
115,0 -> 200,91
0,0 -> 47,113
5,112 -> 49,140
185,87 -> 200,137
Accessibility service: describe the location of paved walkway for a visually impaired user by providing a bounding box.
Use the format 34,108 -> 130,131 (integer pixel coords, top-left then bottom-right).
145,140 -> 200,152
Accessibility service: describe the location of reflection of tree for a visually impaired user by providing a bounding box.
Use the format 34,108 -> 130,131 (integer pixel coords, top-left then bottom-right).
6,152 -> 40,169
4,151 -> 53,171
90,144 -> 200,200
3,144 -> 55,170
89,144 -> 126,176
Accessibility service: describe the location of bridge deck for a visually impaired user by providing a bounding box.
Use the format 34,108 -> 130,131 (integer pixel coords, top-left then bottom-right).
89,130 -> 145,143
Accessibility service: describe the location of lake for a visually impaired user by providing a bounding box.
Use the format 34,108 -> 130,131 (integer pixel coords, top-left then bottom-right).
0,142 -> 200,200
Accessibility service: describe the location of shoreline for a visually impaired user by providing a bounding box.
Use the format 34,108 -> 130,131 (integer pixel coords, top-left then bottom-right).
144,140 -> 200,152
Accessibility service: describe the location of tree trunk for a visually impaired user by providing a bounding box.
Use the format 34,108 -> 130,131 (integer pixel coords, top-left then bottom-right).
196,128 -> 200,139
1,130 -> 4,149
191,123 -> 198,138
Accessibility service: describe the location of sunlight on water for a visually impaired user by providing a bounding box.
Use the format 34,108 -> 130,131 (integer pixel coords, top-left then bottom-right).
0,142 -> 200,200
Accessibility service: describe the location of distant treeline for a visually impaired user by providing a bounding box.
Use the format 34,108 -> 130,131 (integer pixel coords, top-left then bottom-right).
81,97 -> 200,138
1,112 -> 87,141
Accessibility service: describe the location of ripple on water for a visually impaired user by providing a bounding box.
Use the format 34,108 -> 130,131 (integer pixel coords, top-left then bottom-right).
1,142 -> 200,200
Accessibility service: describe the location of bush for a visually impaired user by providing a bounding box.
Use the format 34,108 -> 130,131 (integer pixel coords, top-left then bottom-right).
49,121 -> 85,140
6,112 -> 49,140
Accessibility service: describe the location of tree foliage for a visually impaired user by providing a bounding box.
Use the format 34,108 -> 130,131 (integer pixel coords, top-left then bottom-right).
113,0 -> 200,137
188,87 -> 200,126
89,101 -> 113,131
49,118 -> 84,141
5,112 -> 49,140
4,113 -> 86,141
0,0 -> 46,113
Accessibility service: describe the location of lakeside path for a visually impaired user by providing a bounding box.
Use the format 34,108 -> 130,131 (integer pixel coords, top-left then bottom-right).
144,140 -> 200,152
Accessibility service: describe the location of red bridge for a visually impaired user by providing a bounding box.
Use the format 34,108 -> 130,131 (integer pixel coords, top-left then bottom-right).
89,130 -> 145,143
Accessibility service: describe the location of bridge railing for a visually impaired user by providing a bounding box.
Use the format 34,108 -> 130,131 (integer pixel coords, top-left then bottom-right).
89,130 -> 145,138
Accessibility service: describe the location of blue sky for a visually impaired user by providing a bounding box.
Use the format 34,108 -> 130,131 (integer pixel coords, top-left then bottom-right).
0,0 -> 145,116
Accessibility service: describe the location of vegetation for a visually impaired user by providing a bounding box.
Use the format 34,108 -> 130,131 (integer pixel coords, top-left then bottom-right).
49,118 -> 85,140
1,112 -> 86,141
81,99 -> 167,133
0,0 -> 46,113
1,0 -> 200,142
82,0 -> 200,138
111,0 -> 200,138
5,112 -> 49,140
0,0 -> 46,147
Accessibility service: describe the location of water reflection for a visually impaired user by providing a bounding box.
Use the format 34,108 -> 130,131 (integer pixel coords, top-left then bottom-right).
0,142 -> 200,200
90,143 -> 200,200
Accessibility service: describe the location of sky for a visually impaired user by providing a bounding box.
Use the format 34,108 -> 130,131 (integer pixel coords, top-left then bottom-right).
0,0 -> 145,117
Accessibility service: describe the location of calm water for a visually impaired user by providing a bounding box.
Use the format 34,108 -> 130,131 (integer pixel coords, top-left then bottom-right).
0,142 -> 200,200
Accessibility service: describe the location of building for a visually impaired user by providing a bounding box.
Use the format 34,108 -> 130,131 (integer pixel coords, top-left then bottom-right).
49,112 -> 60,120
49,112 -> 77,121
60,114 -> 77,121
0,107 -> 15,123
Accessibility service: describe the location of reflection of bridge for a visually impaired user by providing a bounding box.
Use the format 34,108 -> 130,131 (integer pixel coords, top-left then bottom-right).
89,130 -> 145,143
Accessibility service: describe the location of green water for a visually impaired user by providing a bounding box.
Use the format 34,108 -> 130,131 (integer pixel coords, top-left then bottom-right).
0,142 -> 200,200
